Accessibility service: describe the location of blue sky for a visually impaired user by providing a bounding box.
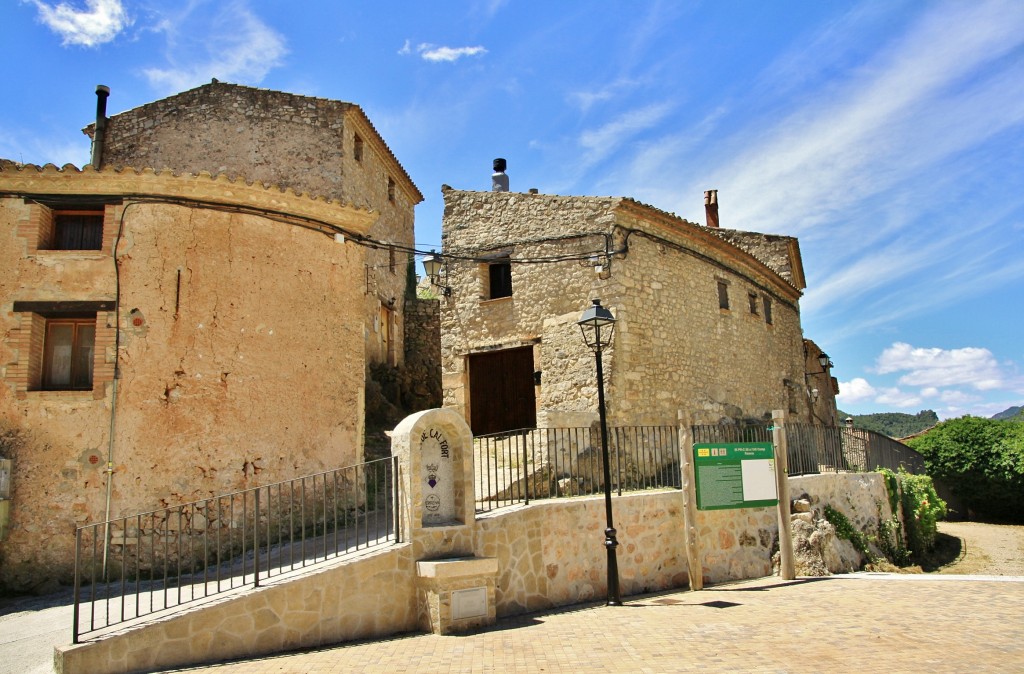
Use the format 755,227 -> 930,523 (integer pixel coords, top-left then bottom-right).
3,0 -> 1023,420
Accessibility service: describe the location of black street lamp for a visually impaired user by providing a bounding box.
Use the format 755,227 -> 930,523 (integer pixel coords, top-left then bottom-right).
577,298 -> 621,606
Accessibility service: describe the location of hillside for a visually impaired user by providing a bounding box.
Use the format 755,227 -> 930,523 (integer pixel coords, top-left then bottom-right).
991,405 -> 1023,421
838,409 -> 939,438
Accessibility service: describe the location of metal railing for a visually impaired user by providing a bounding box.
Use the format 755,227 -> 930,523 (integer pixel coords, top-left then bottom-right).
72,456 -> 399,643
474,425 -> 680,512
691,422 -> 926,476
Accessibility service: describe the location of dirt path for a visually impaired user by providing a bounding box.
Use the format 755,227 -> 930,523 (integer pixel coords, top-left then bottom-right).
933,521 -> 1024,575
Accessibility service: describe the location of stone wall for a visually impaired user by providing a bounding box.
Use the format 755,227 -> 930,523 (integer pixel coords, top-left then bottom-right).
401,296 -> 442,410
55,470 -> 891,674
0,165 -> 374,592
439,188 -> 810,430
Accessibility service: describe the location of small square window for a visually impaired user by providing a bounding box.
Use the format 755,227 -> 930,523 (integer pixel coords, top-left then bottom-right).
763,296 -> 773,325
748,292 -> 759,315
717,281 -> 730,310
488,260 -> 512,299
53,209 -> 103,250
43,316 -> 96,390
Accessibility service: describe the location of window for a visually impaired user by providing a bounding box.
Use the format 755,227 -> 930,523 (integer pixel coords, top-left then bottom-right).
42,316 -> 96,390
488,260 -> 513,299
353,134 -> 364,162
387,177 -> 396,203
763,296 -> 773,325
748,292 -> 759,315
389,246 -> 396,274
45,208 -> 104,251
717,281 -> 730,310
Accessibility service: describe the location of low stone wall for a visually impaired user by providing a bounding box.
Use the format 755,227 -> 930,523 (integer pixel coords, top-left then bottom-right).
57,473 -> 888,673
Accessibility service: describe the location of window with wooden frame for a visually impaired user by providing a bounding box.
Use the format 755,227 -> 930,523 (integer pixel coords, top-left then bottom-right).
42,315 -> 96,390
488,259 -> 513,299
51,209 -> 104,250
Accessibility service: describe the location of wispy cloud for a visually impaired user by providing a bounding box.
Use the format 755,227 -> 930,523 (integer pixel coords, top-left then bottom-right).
142,2 -> 286,93
400,42 -> 488,63
29,0 -> 129,47
578,102 -> 673,172
568,79 -> 640,113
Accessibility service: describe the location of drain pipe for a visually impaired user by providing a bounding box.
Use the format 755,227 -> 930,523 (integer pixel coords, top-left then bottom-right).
91,85 -> 110,169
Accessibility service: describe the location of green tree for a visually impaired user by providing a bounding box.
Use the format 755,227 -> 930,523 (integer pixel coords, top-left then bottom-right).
906,416 -> 1024,522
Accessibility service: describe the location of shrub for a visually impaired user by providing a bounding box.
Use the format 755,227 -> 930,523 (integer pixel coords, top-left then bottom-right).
906,416 -> 1024,523
878,468 -> 945,563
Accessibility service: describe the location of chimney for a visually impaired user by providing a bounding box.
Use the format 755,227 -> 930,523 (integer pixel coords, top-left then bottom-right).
91,85 -> 110,169
492,158 -> 509,192
704,189 -> 719,228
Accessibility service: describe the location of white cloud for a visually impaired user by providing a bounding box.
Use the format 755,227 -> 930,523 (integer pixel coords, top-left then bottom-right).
836,377 -> 876,404
142,2 -> 286,93
876,342 -> 1004,391
398,39 -> 412,55
30,0 -> 129,47
414,44 -> 488,63
874,387 -> 922,409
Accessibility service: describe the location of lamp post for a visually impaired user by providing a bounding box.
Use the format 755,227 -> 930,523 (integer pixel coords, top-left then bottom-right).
577,298 -> 621,606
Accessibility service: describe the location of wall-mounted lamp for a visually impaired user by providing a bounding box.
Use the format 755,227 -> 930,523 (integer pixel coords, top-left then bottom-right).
806,352 -> 833,375
421,250 -> 451,296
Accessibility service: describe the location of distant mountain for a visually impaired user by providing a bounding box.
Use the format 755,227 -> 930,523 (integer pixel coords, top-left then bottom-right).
991,406 -> 1023,421
837,409 -> 939,438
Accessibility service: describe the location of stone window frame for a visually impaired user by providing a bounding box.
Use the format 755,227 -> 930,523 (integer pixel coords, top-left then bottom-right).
387,177 -> 396,203
762,295 -> 773,325
353,133 -> 364,163
747,291 -> 759,316
716,279 -> 730,311
6,302 -> 116,400
479,254 -> 513,302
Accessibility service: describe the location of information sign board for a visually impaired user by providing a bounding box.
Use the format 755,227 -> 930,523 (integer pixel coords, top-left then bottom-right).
693,442 -> 778,510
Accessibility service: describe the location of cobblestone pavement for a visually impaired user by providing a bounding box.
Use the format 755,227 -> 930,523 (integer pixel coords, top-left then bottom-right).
159,573 -> 1024,674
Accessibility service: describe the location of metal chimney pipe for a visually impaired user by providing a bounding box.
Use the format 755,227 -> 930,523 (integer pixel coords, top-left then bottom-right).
704,189 -> 719,228
492,157 -> 509,192
91,85 -> 111,169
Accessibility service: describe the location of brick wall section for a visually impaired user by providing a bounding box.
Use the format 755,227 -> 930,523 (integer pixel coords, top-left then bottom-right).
439,188 -> 811,429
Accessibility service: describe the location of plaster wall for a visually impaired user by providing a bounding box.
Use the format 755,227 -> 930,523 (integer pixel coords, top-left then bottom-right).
0,168 -> 371,591
92,81 -> 419,367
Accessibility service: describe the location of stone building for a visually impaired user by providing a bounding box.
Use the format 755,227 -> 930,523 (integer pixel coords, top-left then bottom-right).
0,162 -> 377,591
84,81 -> 423,367
437,175 -> 825,435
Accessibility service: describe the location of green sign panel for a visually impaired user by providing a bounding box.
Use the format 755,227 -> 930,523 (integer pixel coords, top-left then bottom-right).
693,442 -> 778,511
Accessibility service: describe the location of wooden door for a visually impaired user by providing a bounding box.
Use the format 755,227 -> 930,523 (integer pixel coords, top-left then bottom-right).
468,347 -> 536,435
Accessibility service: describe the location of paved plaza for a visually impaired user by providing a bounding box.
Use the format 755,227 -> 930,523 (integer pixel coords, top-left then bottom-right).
156,573 -> 1024,674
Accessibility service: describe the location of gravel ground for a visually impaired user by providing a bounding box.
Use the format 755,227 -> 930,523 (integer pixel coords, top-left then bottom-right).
934,520 -> 1024,575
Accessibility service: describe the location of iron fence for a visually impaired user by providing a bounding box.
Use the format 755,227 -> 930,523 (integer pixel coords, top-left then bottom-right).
474,425 -> 680,512
72,456 -> 399,643
691,422 -> 926,476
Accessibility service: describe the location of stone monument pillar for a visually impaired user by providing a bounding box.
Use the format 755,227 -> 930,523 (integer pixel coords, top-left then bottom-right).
391,408 -> 498,634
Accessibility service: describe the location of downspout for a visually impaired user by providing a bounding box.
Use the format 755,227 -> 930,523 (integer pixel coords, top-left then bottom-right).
97,85 -> 119,576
